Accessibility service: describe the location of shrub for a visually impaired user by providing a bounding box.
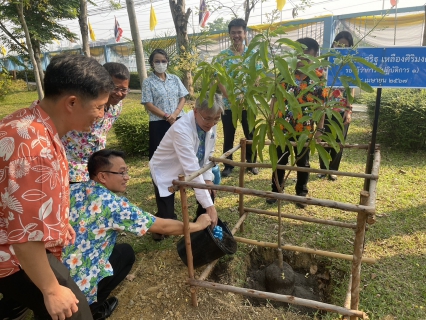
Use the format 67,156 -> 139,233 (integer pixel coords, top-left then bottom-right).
129,72 -> 140,90
0,71 -> 12,100
366,89 -> 426,150
114,106 -> 150,156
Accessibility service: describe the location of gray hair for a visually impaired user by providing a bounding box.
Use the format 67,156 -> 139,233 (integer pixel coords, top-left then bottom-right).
195,93 -> 224,115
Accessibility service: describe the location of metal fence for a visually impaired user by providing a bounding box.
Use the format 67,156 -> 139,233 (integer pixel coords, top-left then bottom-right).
1,5 -> 424,73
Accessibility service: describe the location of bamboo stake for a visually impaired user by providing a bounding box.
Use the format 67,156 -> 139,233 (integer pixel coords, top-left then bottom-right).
233,236 -> 376,264
343,274 -> 353,320
239,138 -> 247,232
171,180 -> 375,215
187,279 -> 368,319
178,175 -> 198,307
350,192 -> 369,319
244,207 -> 359,229
198,212 -> 249,282
366,150 -> 381,224
210,157 -> 378,180
277,200 -> 283,268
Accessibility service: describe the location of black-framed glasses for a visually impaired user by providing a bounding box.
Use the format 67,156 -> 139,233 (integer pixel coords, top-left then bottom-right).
113,87 -> 129,94
199,113 -> 221,125
99,170 -> 129,178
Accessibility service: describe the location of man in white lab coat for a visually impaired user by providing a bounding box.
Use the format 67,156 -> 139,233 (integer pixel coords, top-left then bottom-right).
149,93 -> 224,240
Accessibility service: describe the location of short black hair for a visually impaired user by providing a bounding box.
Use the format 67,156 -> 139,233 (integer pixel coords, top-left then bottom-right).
103,62 -> 130,80
333,31 -> 354,48
296,37 -> 320,56
44,54 -> 114,99
88,149 -> 126,179
228,18 -> 247,33
148,49 -> 169,68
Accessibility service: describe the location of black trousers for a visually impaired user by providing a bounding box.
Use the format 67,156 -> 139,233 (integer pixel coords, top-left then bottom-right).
149,118 -> 180,160
319,112 -> 350,171
271,145 -> 310,196
152,180 -> 177,220
221,109 -> 257,169
0,253 -> 93,320
90,243 -> 135,311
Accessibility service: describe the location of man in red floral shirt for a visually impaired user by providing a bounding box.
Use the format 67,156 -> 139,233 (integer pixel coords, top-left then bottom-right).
0,54 -> 114,320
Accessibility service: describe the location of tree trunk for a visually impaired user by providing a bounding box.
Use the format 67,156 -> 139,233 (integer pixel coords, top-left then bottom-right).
79,0 -> 90,56
31,39 -> 45,91
169,0 -> 194,96
16,1 -> 43,100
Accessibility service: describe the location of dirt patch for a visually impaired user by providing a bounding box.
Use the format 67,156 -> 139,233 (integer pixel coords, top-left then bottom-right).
241,247 -> 334,317
109,242 -> 311,320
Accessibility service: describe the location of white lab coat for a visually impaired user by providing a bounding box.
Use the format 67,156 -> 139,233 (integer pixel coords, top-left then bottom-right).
149,110 -> 216,209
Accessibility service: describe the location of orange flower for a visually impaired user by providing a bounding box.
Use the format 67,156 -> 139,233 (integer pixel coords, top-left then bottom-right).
297,113 -> 302,120
278,111 -> 283,118
306,125 -> 312,131
280,124 -> 284,130
306,93 -> 314,102
281,83 -> 286,89
315,69 -> 323,77
298,97 -> 305,103
299,82 -> 308,90
322,88 -> 329,98
295,123 -> 304,132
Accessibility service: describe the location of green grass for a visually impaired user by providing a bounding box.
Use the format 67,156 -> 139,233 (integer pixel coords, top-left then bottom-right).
2,81 -> 426,320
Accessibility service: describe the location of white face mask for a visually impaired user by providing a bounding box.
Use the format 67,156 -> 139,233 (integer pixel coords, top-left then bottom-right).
154,63 -> 168,74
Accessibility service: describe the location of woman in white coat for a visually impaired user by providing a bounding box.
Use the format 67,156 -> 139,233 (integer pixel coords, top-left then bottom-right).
149,94 -> 224,240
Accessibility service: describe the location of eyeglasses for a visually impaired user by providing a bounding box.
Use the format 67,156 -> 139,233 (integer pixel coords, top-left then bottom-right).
199,113 -> 221,125
154,60 -> 168,64
113,87 -> 129,94
99,170 -> 130,178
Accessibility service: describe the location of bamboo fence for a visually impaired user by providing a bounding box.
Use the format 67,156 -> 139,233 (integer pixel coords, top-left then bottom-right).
173,139 -> 380,319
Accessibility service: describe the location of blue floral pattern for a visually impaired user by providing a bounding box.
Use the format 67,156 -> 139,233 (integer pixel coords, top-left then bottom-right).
62,180 -> 156,304
141,73 -> 188,121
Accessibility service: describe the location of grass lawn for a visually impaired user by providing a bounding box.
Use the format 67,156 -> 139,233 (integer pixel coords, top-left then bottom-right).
1,81 -> 425,320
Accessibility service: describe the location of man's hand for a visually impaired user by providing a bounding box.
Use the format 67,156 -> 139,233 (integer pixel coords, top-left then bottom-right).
344,112 -> 352,125
167,113 -> 177,125
64,223 -> 76,246
43,285 -> 79,320
195,213 -> 212,229
205,180 -> 216,197
205,206 -> 218,227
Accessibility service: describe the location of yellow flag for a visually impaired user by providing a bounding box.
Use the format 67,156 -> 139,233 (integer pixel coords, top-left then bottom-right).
150,4 -> 157,31
277,0 -> 286,11
1,46 -> 6,56
88,20 -> 96,41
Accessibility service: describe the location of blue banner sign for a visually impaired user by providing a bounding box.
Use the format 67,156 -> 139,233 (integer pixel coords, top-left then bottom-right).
326,47 -> 426,89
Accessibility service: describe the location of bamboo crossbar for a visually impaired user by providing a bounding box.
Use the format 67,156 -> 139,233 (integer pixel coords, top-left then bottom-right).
243,139 -> 376,150
172,180 -> 375,215
209,157 -> 378,180
187,279 -> 368,319
244,207 -> 359,229
233,236 -> 376,264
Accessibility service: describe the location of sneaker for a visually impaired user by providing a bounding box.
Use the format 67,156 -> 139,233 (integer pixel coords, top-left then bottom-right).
318,174 -> 327,179
328,174 -> 337,181
266,198 -> 277,204
91,297 -> 119,320
221,167 -> 233,177
247,167 -> 259,175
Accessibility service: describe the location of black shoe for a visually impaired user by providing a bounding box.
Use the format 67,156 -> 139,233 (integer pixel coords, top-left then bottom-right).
328,174 -> 337,181
266,198 -> 277,204
221,167 -> 233,177
247,167 -> 259,175
295,193 -> 307,209
151,232 -> 165,241
318,174 -> 327,179
92,297 -> 119,320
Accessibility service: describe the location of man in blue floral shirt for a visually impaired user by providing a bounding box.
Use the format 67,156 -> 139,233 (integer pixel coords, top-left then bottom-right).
62,149 -> 211,319
216,18 -> 259,177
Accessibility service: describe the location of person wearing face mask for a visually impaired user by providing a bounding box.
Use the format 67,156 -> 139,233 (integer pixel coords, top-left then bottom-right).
318,31 -> 354,181
142,48 -> 189,159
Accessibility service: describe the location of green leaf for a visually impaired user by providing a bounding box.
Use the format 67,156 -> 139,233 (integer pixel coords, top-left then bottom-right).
208,82 -> 218,108
257,124 -> 267,162
269,144 -> 278,171
316,144 -> 331,169
348,61 -> 361,87
296,133 -> 309,156
275,57 -> 295,86
259,41 -> 269,68
352,56 -> 385,74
